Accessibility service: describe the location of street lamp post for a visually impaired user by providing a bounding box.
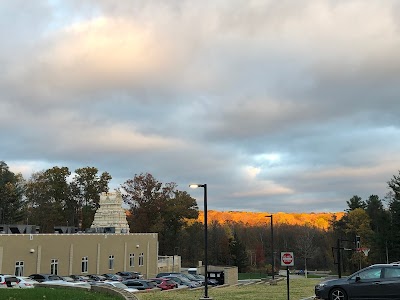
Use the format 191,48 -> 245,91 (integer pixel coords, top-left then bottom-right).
190,184 -> 212,300
266,215 -> 274,280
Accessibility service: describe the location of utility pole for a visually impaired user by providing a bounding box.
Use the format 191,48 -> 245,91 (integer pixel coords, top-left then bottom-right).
337,239 -> 341,278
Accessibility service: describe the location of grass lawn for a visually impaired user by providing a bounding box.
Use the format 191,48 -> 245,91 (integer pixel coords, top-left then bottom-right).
137,277 -> 321,300
0,287 -> 122,300
238,273 -> 268,280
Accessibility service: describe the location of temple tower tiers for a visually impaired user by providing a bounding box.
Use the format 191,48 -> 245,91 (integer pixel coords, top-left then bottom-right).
91,192 -> 130,233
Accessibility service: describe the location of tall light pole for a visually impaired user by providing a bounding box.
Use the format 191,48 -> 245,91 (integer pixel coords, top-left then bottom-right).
190,184 -> 212,300
266,215 -> 274,280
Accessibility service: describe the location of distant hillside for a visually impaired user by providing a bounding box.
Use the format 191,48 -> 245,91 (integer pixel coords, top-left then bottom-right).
197,210 -> 345,230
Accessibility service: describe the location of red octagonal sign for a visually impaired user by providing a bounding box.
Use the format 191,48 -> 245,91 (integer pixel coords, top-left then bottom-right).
281,252 -> 294,267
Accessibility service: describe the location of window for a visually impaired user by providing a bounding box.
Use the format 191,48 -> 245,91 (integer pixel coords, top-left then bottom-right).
81,257 -> 88,273
50,259 -> 58,275
109,255 -> 114,270
129,253 -> 135,267
351,267 -> 382,280
385,267 -> 400,278
15,261 -> 24,276
139,253 -> 144,266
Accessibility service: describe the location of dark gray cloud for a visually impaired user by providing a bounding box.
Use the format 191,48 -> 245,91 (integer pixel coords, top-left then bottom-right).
1,0 -> 400,213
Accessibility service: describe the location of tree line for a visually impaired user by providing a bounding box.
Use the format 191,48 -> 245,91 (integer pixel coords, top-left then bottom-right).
2,160 -> 400,274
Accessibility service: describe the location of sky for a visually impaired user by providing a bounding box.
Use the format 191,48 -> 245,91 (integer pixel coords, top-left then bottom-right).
2,0 -> 400,213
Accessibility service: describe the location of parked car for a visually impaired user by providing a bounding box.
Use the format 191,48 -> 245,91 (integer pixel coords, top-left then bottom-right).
28,274 -> 63,282
101,281 -> 139,293
88,274 -> 107,282
122,279 -> 159,291
0,275 -> 19,288
182,273 -> 205,285
40,280 -> 91,288
102,273 -> 124,281
192,274 -> 219,286
116,271 -> 143,279
16,276 -> 38,288
315,263 -> 400,300
150,277 -> 177,290
156,272 -> 174,278
162,275 -> 199,288
60,276 -> 75,282
70,275 -> 91,282
156,272 -> 201,287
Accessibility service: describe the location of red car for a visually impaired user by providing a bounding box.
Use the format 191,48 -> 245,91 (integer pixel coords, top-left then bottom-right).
149,278 -> 177,290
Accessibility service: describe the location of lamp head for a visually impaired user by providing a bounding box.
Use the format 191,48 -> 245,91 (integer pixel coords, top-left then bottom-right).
189,184 -> 206,188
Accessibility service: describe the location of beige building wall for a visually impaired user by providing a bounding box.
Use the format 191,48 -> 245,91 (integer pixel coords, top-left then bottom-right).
0,233 -> 158,279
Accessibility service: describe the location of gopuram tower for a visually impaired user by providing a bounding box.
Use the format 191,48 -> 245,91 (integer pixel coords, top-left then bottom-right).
91,192 -> 130,233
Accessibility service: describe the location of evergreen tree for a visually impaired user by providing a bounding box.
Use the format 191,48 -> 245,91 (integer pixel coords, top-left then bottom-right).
346,195 -> 366,212
0,161 -> 25,224
229,232 -> 248,272
387,172 -> 400,261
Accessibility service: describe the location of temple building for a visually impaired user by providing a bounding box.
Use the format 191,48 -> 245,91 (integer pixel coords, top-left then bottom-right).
90,192 -> 130,234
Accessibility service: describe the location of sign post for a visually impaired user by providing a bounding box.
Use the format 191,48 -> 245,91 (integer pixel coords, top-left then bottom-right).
281,252 -> 294,300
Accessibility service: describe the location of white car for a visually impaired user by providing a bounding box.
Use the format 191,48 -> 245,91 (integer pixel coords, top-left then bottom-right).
40,280 -> 91,289
16,277 -> 38,288
0,275 -> 19,288
103,281 -> 139,293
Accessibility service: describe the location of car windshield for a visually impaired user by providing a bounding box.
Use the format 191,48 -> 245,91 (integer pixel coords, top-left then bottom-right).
175,276 -> 190,282
112,282 -> 128,289
185,274 -> 197,280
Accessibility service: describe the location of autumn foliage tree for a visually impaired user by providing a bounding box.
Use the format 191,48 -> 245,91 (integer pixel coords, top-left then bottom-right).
121,173 -> 198,255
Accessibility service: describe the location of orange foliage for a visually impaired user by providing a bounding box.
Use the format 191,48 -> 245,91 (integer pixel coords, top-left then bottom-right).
197,210 -> 345,230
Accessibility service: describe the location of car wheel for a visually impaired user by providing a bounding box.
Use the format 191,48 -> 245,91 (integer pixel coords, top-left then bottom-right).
329,288 -> 347,300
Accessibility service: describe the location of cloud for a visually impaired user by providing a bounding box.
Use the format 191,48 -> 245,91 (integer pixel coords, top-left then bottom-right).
2,0 -> 400,212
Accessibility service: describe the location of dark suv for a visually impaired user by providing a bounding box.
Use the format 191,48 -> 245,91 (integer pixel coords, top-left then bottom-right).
116,271 -> 142,279
28,274 -> 63,282
315,263 -> 400,300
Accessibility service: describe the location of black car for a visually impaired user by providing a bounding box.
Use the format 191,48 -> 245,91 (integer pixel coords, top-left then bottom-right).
315,263 -> 400,300
88,274 -> 107,282
28,274 -> 63,282
123,279 -> 158,290
116,271 -> 142,279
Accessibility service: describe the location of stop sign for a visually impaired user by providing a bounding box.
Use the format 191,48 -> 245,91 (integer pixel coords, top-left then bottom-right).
281,252 -> 294,266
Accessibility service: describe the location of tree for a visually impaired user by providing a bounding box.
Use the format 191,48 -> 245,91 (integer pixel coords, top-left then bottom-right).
344,208 -> 374,270
346,195 -> 366,212
179,221 -> 203,266
388,171 -> 400,201
208,221 -> 231,266
229,232 -> 248,272
0,161 -> 25,224
25,167 -> 71,232
71,167 -> 111,229
365,195 -> 390,263
161,190 -> 199,255
387,172 -> 400,261
121,173 -> 199,255
295,226 -> 319,278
